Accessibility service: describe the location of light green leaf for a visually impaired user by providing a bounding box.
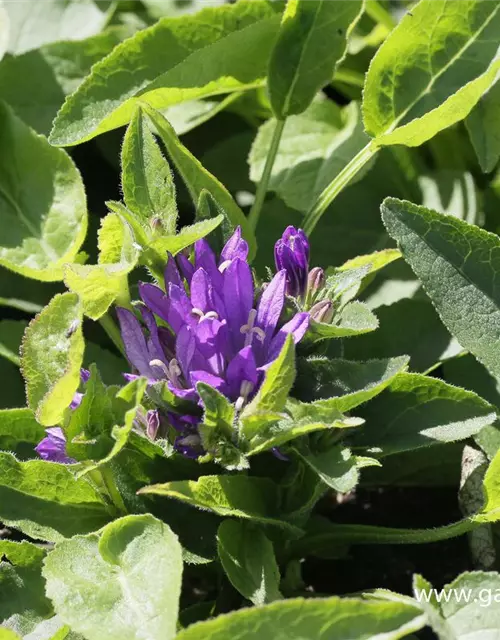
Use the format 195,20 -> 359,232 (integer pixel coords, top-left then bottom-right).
121,107 -> 177,234
338,248 -> 401,275
474,447 -> 500,524
0,102 -> 87,281
49,1 -> 281,146
0,540 -> 52,637
148,216 -> 225,260
354,373 -> 496,457
162,94 -> 240,136
364,0 -> 500,148
242,334 -> 295,418
4,0 -> 108,55
43,514 -> 183,640
0,27 -> 128,135
297,446 -> 373,493
249,100 -> 371,213
466,79 -> 500,173
268,0 -> 363,118
175,596 -> 426,640
0,319 -> 26,366
0,407 -> 44,458
142,105 -> 255,256
0,452 -> 111,542
21,293 -> 84,426
295,356 -> 409,411
64,214 -> 139,320
382,197 -> 500,379
413,572 -> 500,638
309,301 -> 378,339
139,475 -> 301,535
217,520 -> 281,605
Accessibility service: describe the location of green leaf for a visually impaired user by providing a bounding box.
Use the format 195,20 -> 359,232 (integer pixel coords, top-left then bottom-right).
43,514 -> 183,640
297,446 -> 375,493
382,197 -> 500,379
0,319 -> 26,366
142,105 -> 256,257
4,0 -> 108,54
249,100 -> 371,213
353,373 -> 497,457
49,1 -> 281,146
148,216 -> 225,260
364,0 -> 500,147
121,107 -> 177,234
338,248 -> 401,276
309,301 -> 378,339
139,475 -> 302,535
295,356 -> 409,410
0,102 -> 87,281
64,213 -> 139,320
175,596 -> 426,640
474,447 -> 500,524
413,572 -> 500,638
242,334 -> 295,418
0,27 -> 128,135
217,520 -> 281,605
0,452 -> 112,542
466,79 -> 500,173
21,293 -> 84,426
0,540 -> 52,637
0,408 -> 45,459
268,0 -> 363,118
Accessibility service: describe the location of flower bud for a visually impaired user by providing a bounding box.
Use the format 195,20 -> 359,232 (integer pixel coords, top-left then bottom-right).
274,226 -> 309,298
310,300 -> 334,324
146,409 -> 161,441
307,267 -> 325,296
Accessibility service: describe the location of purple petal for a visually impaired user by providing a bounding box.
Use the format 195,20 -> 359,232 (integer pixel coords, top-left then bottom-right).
80,368 -> 90,383
195,238 -> 222,288
220,226 -> 248,262
146,409 -> 161,440
35,428 -> 74,464
177,252 -> 195,284
168,412 -> 200,433
175,325 -> 197,380
139,305 -> 168,365
223,258 -> 254,352
191,370 -> 227,396
165,253 -> 183,289
193,318 -> 227,376
268,312 -> 310,361
190,268 -> 214,314
168,284 -> 194,333
169,384 -> 198,403
139,283 -> 169,323
225,346 -> 258,401
70,392 -> 84,410
116,307 -> 154,377
256,270 -> 286,350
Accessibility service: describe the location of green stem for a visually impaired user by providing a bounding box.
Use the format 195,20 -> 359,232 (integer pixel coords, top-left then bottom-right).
288,518 -> 476,558
99,313 -> 126,358
304,142 -> 379,236
248,118 -> 286,232
365,0 -> 395,30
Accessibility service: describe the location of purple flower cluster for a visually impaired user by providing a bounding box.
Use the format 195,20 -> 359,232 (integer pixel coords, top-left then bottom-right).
117,227 -> 310,409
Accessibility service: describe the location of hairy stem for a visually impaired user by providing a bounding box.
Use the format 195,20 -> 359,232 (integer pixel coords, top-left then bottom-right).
248,118 -> 286,232
303,142 -> 378,236
99,312 -> 126,358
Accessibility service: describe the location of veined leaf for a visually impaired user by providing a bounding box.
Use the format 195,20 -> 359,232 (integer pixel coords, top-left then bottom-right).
309,301 -> 378,339
21,293 -> 84,426
268,0 -> 363,118
295,356 -> 409,411
0,27 -> 128,135
249,100 -> 371,213
4,0 -> 108,55
0,452 -> 111,542
142,105 -> 255,256
43,515 -> 183,640
217,520 -> 281,605
364,0 -> 500,147
353,373 -> 496,457
175,596 -> 426,640
0,408 -> 44,458
121,107 -> 177,234
64,214 -> 139,320
466,79 -> 500,173
50,1 -> 281,146
0,102 -> 87,281
139,475 -> 302,535
382,197 -> 500,379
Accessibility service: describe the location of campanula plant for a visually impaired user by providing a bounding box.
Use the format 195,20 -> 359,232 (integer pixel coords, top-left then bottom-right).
3,0 -> 500,638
